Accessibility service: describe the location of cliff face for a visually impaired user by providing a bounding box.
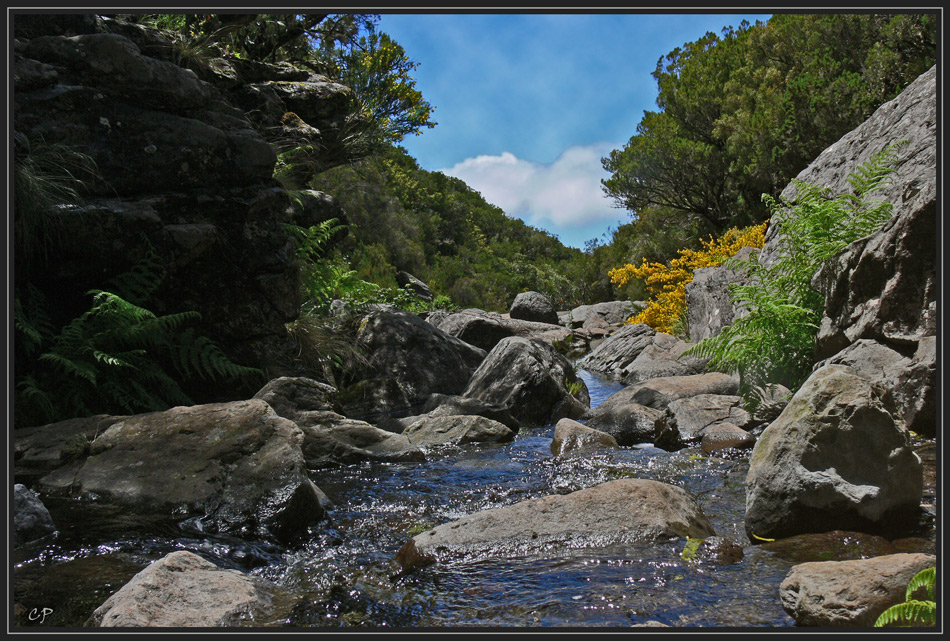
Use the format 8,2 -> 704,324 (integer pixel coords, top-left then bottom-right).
685,65 -> 937,435
13,15 -> 354,395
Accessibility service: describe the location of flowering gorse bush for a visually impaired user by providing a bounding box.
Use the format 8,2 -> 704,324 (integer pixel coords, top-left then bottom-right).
608,222 -> 767,335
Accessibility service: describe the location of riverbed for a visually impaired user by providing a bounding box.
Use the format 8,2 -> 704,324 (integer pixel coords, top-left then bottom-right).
12,369 -> 934,628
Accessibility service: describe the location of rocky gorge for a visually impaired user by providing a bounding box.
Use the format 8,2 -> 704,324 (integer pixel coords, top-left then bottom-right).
12,16 -> 938,631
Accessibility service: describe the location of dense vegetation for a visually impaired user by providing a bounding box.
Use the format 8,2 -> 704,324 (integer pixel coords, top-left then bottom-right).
13,12 -> 937,427
308,143 -> 603,312
600,13 -> 936,261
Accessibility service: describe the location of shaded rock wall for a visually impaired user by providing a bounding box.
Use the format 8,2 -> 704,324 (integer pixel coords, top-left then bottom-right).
13,15 -> 355,398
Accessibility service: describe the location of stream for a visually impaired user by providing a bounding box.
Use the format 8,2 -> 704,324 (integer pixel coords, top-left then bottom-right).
12,369 -> 934,629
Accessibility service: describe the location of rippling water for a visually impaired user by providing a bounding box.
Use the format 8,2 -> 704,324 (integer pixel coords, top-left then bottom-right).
15,369 -> 930,628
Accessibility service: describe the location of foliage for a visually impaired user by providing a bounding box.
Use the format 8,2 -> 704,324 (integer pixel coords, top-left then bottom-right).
609,222 -> 766,335
874,567 -> 936,627
602,14 -> 936,235
683,143 -> 902,402
14,249 -> 262,428
310,144 -> 591,312
335,30 -> 437,145
13,133 -> 99,286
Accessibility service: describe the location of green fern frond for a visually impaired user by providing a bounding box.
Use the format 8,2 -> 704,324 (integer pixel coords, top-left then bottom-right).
875,600 -> 936,627
103,246 -> 167,305
906,567 -> 936,602
171,328 -> 262,381
685,142 -> 902,404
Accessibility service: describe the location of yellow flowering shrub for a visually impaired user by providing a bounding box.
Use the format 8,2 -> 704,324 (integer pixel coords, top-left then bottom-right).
609,222 -> 767,335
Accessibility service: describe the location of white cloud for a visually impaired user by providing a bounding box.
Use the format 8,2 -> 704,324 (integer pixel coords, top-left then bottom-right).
439,142 -> 622,231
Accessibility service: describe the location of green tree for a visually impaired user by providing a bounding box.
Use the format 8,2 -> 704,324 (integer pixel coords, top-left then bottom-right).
602,14 -> 936,237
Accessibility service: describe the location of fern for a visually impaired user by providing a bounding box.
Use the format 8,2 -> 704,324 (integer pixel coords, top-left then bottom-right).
684,142 -> 905,405
875,567 -> 936,627
14,251 -> 262,428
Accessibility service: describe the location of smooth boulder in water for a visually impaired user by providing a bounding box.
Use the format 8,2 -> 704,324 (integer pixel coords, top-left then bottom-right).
395,478 -> 715,572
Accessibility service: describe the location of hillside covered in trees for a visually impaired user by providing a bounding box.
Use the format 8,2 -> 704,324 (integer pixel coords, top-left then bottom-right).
12,11 -> 936,426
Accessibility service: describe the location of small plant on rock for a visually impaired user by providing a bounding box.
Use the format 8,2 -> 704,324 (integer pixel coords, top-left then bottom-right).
874,567 -> 936,627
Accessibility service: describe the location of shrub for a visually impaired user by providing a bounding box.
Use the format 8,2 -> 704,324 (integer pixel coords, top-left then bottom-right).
609,222 -> 767,335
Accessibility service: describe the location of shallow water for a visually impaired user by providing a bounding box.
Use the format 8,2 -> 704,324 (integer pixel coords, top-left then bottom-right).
13,369 -> 931,629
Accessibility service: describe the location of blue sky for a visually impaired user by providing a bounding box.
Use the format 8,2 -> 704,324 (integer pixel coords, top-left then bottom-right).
377,12 -> 773,249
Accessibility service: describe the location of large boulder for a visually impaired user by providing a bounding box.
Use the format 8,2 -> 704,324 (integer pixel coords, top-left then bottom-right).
654,394 -> 753,451
576,323 -> 707,383
565,301 -> 638,328
34,400 -> 328,543
550,418 -> 618,457
745,365 -> 923,541
343,308 -> 487,419
582,400 -> 663,447
462,337 -> 590,427
428,307 -> 575,353
756,65 -> 936,378
13,484 -> 56,548
509,291 -> 559,325
87,551 -> 291,627
14,414 -> 126,483
685,245 -> 756,342
252,376 -> 340,420
758,66 -> 936,271
779,553 -> 936,627
403,415 -> 516,447
395,479 -> 715,572
294,411 -> 425,465
817,338 -> 936,436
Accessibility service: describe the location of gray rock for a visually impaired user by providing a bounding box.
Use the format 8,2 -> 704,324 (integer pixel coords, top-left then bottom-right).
576,323 -> 706,383
347,308 -> 487,417
395,271 -> 434,301
817,337 -> 936,436
15,414 -> 125,482
686,245 -> 756,342
700,423 -> 756,455
296,411 -> 425,465
462,336 -> 590,427
566,301 -> 638,327
87,551 -> 290,627
404,415 -> 516,447
654,394 -> 752,451
428,307 -> 572,352
550,418 -> 618,456
13,484 -> 56,547
812,200 -> 936,360
395,478 -> 715,572
421,394 -> 521,431
582,372 -> 739,447
509,291 -> 559,325
759,66 -> 936,270
779,553 -> 936,627
745,365 -> 923,541
36,400 -> 327,543
582,399 -> 663,447
253,376 -> 339,421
